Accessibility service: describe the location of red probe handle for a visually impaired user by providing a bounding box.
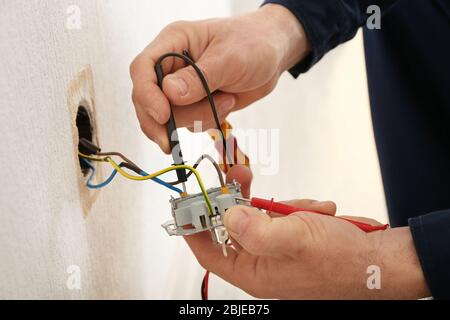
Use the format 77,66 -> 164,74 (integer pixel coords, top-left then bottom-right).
250,197 -> 389,233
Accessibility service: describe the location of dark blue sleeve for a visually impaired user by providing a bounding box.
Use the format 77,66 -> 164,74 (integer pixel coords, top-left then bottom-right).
409,210 -> 450,300
263,0 -> 399,75
263,0 -> 450,300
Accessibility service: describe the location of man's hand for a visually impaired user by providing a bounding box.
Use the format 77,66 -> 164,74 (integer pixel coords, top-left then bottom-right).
130,4 -> 310,153
184,166 -> 431,299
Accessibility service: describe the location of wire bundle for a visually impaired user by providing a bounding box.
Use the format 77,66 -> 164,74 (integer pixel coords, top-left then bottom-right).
78,142 -> 222,215
80,157 -> 182,193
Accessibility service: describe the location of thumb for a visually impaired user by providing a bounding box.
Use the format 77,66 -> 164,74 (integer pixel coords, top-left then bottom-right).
162,51 -> 225,106
223,205 -> 308,257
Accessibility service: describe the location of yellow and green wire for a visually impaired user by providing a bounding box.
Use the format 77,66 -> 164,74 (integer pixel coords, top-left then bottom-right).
78,152 -> 214,215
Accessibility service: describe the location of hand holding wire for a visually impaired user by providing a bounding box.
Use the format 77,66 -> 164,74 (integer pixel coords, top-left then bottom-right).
237,197 -> 389,233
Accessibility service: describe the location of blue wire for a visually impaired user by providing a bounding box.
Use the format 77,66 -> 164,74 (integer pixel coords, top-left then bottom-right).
89,168 -> 119,189
82,158 -> 117,189
80,158 -> 182,193
139,170 -> 183,193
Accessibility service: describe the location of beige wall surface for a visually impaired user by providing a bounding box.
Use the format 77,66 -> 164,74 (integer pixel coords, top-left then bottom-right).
0,0 -> 232,299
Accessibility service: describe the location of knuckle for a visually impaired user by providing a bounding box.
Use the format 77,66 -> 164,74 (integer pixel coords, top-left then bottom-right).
290,213 -> 318,246
139,121 -> 148,136
129,55 -> 140,77
132,87 -> 146,108
328,201 -> 337,213
261,78 -> 279,96
163,20 -> 189,33
139,122 -> 156,142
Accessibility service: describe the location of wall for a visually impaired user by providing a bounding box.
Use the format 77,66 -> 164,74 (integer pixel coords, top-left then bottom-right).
0,0 -> 232,299
0,0 -> 387,299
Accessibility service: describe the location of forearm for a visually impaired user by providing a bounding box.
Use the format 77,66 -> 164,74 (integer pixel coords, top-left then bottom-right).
368,227 -> 430,299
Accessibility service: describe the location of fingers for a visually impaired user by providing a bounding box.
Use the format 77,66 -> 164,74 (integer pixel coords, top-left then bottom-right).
130,52 -> 172,125
223,205 -> 308,257
229,236 -> 243,253
184,232 -> 238,277
134,87 -> 235,152
133,101 -> 171,154
130,22 -> 195,151
130,49 -> 172,153
174,92 -> 236,130
226,165 -> 253,198
283,199 -> 337,216
233,76 -> 279,110
162,49 -> 226,106
265,199 -> 337,218
184,231 -> 257,288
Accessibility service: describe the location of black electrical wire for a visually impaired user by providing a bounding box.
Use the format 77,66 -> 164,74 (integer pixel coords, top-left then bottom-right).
96,152 -> 141,172
120,162 -> 143,175
168,154 -> 225,187
79,137 -> 102,155
155,51 -> 233,184
79,138 -> 143,174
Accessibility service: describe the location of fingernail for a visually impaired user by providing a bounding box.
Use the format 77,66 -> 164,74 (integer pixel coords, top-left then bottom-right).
225,209 -> 249,236
167,76 -> 188,97
218,96 -> 236,113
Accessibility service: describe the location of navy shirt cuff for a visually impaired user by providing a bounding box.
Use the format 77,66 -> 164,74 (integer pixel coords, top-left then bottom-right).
263,0 -> 363,77
409,210 -> 450,299
262,0 -> 399,77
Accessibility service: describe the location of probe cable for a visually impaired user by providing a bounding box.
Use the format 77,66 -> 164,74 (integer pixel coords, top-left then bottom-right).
168,154 -> 225,187
201,270 -> 210,301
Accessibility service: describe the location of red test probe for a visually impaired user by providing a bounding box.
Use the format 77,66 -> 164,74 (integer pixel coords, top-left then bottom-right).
236,197 -> 389,233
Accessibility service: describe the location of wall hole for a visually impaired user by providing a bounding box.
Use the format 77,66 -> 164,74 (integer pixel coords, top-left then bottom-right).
76,106 -> 93,176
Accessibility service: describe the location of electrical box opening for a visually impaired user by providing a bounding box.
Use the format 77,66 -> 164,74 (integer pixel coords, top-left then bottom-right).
76,106 -> 94,176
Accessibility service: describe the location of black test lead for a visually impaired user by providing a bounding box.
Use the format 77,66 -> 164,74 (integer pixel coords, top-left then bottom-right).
155,51 -> 233,191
